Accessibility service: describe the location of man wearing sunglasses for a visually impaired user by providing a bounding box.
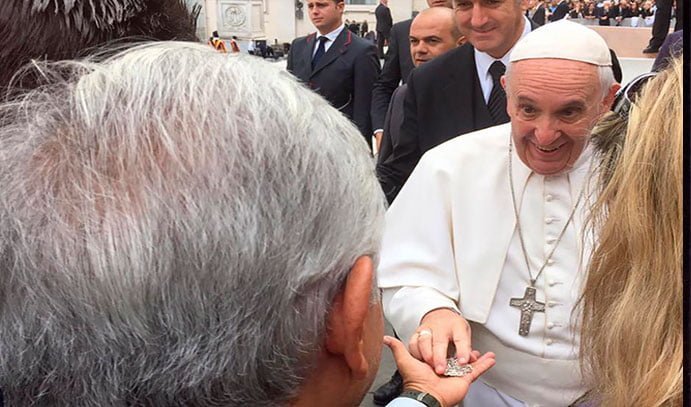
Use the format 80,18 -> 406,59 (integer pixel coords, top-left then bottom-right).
378,21 -> 621,406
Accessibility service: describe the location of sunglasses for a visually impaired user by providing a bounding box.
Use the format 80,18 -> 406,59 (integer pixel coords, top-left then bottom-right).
612,72 -> 656,119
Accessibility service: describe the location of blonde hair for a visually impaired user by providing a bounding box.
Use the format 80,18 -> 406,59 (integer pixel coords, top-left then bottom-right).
581,57 -> 683,406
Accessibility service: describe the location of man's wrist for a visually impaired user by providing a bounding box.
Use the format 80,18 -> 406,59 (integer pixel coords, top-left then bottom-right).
421,306 -> 461,322
399,389 -> 443,407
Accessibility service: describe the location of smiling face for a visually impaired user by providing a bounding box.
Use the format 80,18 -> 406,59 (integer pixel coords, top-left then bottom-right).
308,0 -> 344,35
505,59 -> 615,175
454,0 -> 527,58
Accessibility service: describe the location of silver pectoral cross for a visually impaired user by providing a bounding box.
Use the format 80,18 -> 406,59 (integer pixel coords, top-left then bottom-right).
509,286 -> 546,336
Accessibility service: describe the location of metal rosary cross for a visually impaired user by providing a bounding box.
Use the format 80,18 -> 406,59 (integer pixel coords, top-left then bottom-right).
509,286 -> 546,336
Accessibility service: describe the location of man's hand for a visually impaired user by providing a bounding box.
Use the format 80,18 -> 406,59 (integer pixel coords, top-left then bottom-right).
385,336 -> 495,407
374,130 -> 383,152
408,308 -> 473,375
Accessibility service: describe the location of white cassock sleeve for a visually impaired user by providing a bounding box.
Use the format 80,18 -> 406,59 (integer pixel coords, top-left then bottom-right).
377,151 -> 461,344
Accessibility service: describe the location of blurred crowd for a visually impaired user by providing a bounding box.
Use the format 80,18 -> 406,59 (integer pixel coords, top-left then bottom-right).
528,0 -> 679,25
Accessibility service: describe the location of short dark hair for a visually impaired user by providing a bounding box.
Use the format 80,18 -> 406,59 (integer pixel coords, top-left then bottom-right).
0,0 -> 199,91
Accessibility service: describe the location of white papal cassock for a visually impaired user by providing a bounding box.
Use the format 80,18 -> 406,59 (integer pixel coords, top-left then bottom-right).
378,123 -> 598,407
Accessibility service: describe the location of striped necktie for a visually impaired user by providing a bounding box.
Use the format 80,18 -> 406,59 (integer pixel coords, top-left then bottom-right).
487,61 -> 510,125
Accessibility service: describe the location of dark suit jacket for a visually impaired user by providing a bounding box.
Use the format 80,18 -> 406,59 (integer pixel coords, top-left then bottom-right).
530,4 -> 546,26
370,18 -> 414,133
549,0 -> 569,21
287,28 -> 380,145
376,44 -> 496,202
376,84 -> 407,203
375,3 -> 393,36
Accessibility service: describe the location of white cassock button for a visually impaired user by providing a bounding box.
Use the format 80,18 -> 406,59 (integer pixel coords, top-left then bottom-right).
546,237 -> 556,244
548,301 -> 559,307
545,218 -> 553,224
547,259 -> 555,265
545,194 -> 553,202
547,322 -> 555,329
545,339 -> 554,345
547,279 -> 556,286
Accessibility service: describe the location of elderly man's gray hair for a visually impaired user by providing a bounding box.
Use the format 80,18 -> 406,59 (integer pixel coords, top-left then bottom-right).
0,42 -> 385,405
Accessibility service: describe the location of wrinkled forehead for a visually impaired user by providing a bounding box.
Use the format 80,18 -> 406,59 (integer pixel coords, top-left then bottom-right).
506,58 -> 602,98
508,58 -> 599,82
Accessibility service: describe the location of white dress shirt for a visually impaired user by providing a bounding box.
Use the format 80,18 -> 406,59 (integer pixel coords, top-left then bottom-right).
387,398 -> 425,406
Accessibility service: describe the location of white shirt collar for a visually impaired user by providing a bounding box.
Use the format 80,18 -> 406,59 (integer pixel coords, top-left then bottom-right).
475,16 -> 532,81
317,24 -> 345,43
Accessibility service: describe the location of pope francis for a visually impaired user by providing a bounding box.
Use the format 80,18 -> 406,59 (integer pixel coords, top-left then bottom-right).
378,21 -> 621,407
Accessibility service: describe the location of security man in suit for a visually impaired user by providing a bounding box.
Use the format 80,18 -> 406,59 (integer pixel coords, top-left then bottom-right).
370,0 -> 453,152
375,0 -> 393,58
287,0 -> 380,148
376,8 -> 464,204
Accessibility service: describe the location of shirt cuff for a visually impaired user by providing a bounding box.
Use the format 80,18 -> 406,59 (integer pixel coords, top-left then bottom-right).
386,397 -> 426,406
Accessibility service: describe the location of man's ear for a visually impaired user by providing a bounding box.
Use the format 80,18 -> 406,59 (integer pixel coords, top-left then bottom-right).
500,75 -> 507,89
602,83 -> 622,112
324,256 -> 375,379
456,35 -> 467,46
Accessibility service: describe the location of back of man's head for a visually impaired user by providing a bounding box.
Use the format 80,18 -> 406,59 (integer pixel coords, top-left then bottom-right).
0,42 -> 385,405
0,0 -> 199,90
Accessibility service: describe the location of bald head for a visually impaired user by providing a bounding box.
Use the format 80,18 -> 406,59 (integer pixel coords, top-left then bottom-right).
409,7 -> 463,66
427,0 -> 454,7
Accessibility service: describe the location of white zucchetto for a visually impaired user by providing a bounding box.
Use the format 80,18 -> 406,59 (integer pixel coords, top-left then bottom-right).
510,20 -> 612,67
